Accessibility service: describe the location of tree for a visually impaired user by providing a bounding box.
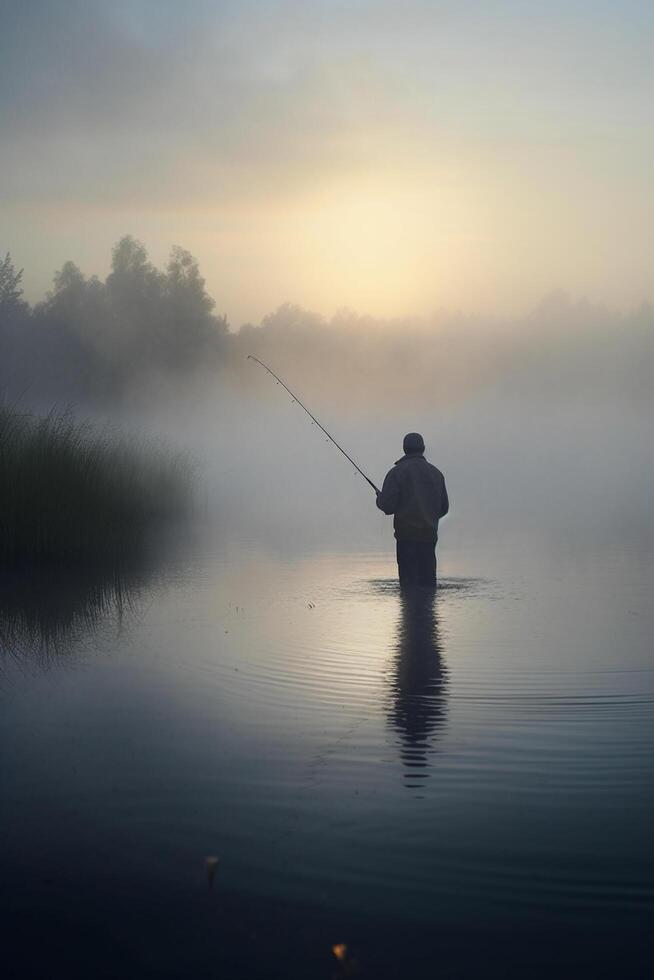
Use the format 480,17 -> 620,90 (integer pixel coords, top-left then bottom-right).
0,253 -> 31,402
109,236 -> 150,277
163,246 -> 227,367
2,237 -> 230,405
104,236 -> 166,372
0,252 -> 25,311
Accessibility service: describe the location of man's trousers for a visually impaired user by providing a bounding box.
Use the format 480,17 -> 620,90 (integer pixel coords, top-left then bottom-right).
396,539 -> 437,589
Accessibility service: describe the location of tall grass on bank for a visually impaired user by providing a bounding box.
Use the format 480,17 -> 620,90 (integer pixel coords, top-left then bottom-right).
0,406 -> 193,563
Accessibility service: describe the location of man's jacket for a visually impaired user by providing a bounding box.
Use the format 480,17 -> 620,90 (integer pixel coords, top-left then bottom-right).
376,454 -> 449,542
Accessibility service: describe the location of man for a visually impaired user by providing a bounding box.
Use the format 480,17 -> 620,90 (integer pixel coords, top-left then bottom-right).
376,433 -> 449,589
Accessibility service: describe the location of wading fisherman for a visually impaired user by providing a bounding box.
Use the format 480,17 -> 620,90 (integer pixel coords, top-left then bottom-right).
376,433 -> 449,589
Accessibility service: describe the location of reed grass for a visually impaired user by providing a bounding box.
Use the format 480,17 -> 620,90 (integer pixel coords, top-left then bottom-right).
0,406 -> 193,563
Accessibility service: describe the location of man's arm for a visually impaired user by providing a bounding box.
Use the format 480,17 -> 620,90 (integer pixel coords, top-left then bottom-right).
440,478 -> 449,518
376,470 -> 399,514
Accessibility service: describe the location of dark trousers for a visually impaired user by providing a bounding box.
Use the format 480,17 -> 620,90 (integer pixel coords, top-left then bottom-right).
396,539 -> 437,589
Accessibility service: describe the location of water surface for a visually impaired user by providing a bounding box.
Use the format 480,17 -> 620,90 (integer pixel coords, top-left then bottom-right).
1,537 -> 652,978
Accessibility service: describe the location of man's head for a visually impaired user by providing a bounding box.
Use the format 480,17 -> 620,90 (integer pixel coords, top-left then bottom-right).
403,432 -> 425,455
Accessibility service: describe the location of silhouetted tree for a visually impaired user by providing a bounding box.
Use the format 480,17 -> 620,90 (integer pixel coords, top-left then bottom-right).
0,237 -> 229,406
32,261 -> 110,401
1,238 -> 651,412
103,236 -> 227,374
0,253 -> 25,311
165,246 -> 227,367
0,253 -> 31,403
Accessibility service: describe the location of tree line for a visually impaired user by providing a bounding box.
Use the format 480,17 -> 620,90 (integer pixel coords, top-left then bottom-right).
0,237 -> 228,407
1,237 -> 652,412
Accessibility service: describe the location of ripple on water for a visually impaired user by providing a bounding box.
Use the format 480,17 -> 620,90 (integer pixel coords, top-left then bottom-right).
2,547 -> 652,969
351,575 -> 491,599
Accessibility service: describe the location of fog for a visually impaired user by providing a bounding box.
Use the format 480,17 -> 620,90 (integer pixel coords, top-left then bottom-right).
1,238 -> 652,561
159,380 -> 653,561
4,3 -> 654,322
2,3 -> 651,567
4,9 -> 653,979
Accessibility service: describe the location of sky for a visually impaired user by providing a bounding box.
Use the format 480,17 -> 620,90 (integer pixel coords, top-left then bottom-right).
1,0 -> 653,325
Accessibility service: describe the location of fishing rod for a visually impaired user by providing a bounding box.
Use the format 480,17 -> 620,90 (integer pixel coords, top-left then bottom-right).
247,355 -> 380,494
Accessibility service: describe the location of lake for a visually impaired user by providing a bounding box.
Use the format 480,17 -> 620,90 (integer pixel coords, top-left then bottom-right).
1,531 -> 652,978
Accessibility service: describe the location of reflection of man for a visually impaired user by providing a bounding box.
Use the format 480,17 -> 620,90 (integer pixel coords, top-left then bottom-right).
376,433 -> 449,588
390,590 -> 447,787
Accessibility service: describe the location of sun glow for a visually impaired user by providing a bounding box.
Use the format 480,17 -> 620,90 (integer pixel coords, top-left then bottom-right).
191,172 -> 493,321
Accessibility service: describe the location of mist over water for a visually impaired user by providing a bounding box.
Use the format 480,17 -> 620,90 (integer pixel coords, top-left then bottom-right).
3,0 -> 654,972
2,233 -> 653,978
135,358 -> 652,565
2,236 -> 651,571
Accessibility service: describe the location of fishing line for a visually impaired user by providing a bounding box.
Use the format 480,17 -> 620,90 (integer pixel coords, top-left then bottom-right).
247,355 -> 380,494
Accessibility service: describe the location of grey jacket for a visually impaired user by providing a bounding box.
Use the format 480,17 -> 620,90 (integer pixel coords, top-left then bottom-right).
376,454 -> 449,542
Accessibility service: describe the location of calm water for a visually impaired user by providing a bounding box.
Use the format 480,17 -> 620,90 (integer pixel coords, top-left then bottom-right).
1,535 -> 653,978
